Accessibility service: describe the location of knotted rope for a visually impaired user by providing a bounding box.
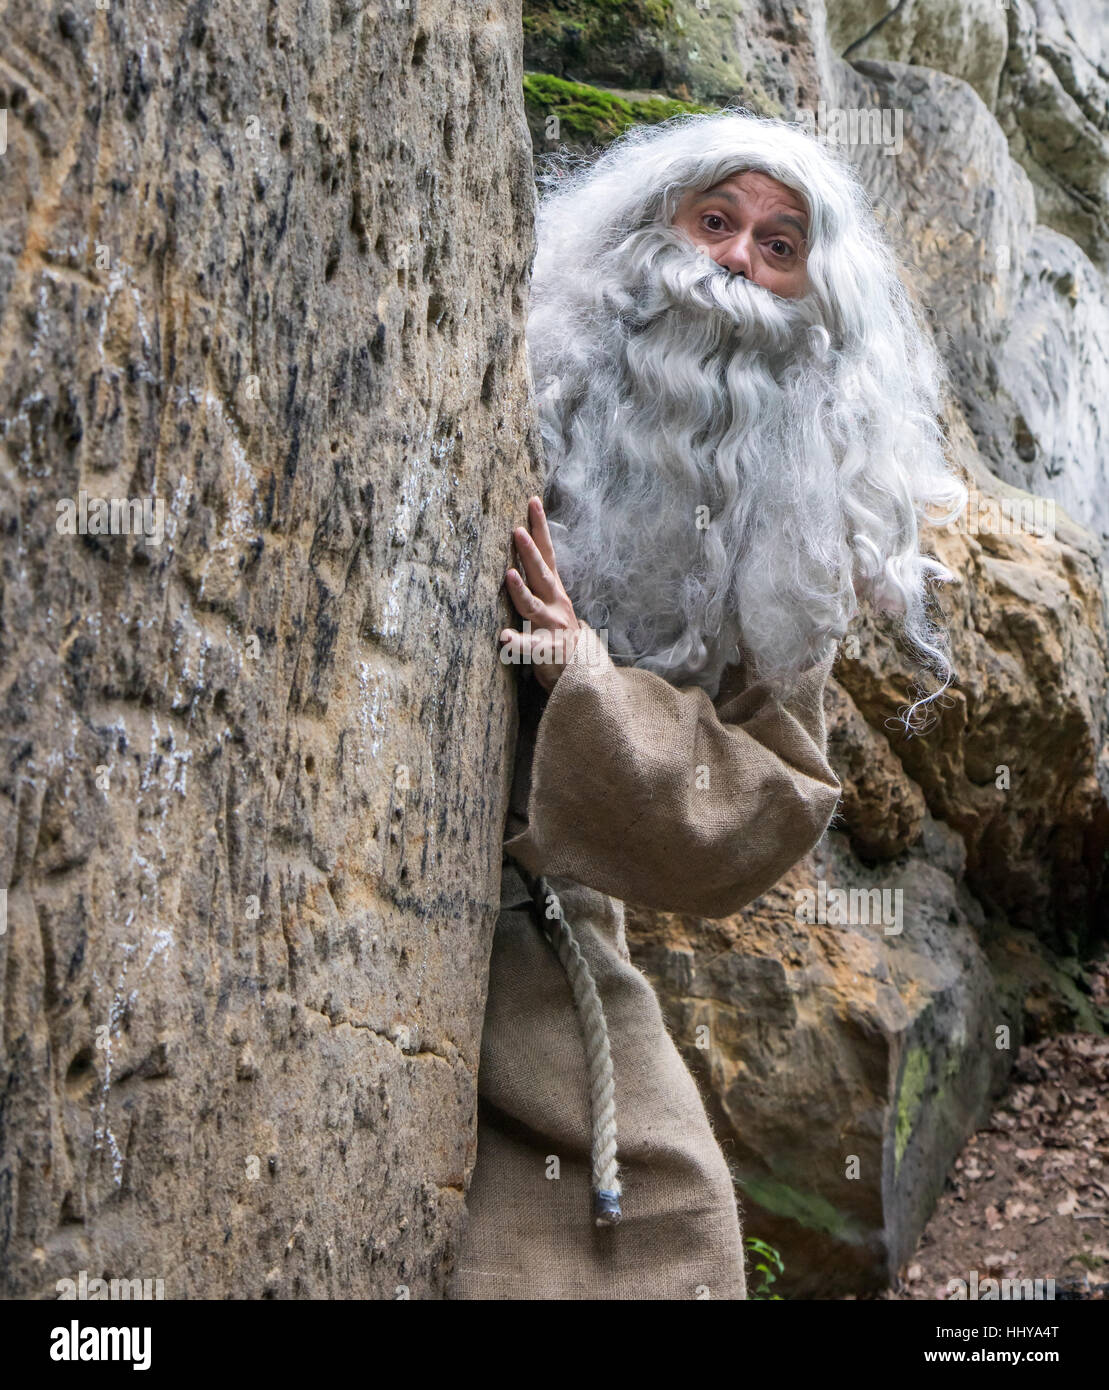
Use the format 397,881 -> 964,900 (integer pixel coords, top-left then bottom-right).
528,870 -> 622,1226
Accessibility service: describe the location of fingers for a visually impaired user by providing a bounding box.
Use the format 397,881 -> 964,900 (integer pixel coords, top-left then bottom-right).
510,495 -> 560,604
503,495 -> 573,643
498,624 -> 569,679
513,523 -> 557,600
527,495 -> 559,574
505,566 -> 550,624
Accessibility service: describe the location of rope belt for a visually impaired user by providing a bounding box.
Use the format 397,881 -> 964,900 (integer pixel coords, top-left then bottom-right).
521,867 -> 623,1227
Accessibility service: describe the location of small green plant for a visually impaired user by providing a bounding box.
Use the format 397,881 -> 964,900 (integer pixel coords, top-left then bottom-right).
745,1235 -> 785,1300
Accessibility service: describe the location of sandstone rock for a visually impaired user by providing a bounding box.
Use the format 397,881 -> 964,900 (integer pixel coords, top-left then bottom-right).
824,679 -> 927,863
523,0 -> 826,117
997,0 -> 1109,272
834,55 -> 1109,573
628,812 -> 1007,1297
824,0 -> 1009,110
0,0 -> 538,1298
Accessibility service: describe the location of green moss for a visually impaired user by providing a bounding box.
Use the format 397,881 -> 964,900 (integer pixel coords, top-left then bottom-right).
524,0 -> 674,47
524,72 -> 714,147
895,1046 -> 931,1173
740,1177 -> 863,1243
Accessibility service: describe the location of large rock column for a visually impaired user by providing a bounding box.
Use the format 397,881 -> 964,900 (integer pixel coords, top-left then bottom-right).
0,0 -> 538,1297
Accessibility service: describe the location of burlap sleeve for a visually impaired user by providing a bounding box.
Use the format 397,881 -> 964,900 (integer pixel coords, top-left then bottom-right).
503,621 -> 842,918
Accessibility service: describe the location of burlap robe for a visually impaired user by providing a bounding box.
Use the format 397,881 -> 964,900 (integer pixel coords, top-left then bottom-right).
450,624 -> 841,1300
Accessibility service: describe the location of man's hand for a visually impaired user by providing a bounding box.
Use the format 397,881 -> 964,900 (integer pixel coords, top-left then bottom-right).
499,495 -> 581,693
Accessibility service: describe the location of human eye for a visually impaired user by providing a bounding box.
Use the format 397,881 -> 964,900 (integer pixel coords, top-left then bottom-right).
767,238 -> 795,258
701,213 -> 728,233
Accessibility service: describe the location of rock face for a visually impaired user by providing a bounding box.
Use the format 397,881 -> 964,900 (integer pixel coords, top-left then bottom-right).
629,811 -> 1008,1297
0,2 -> 538,1297
524,0 -> 1109,1294
825,0 -> 1009,109
996,1 -> 1109,274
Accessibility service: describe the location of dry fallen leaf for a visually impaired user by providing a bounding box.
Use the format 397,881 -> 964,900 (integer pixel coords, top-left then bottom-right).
1056,1190 -> 1079,1216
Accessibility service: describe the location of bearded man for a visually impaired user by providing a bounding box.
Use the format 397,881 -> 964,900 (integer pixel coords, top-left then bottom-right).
451,112 -> 967,1300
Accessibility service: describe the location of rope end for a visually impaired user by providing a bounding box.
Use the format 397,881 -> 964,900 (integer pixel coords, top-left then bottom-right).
594,1189 -> 623,1227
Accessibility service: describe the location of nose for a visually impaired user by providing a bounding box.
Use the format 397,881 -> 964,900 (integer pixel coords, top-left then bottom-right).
712,230 -> 755,280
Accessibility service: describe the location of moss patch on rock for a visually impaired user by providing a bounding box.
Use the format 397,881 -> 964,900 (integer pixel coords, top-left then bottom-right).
524,0 -> 675,50
523,0 -> 679,94
524,72 -> 714,149
895,1045 -> 931,1173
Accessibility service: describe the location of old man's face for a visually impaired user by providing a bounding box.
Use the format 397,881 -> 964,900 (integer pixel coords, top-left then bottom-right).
670,170 -> 810,299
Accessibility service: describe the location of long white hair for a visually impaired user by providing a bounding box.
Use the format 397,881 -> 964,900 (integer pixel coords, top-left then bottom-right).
528,110 -> 967,731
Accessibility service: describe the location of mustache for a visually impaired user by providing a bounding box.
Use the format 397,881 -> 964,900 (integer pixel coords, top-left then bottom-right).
606,225 -> 824,356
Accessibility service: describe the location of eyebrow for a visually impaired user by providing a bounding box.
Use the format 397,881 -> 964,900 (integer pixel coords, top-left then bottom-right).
693,188 -> 809,239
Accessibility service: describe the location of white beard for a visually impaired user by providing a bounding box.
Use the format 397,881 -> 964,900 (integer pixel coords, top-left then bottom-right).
526,113 -> 967,728
530,223 -> 859,697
